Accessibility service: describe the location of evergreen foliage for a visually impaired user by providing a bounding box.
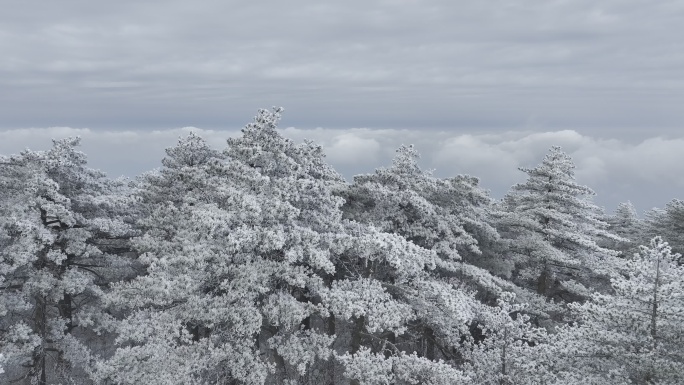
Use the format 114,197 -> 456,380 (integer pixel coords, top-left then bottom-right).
604,201 -> 644,258
542,237 -> 684,384
1,111 -> 682,384
499,146 -> 626,302
0,138 -> 135,383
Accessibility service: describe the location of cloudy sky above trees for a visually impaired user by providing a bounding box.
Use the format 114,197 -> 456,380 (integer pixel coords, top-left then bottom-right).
2,0 -> 683,212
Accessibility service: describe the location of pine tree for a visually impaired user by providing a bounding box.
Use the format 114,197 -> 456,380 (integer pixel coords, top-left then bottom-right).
644,199 -> 684,258
0,138 -> 135,384
604,201 -> 643,258
93,133 -> 276,384
94,110 -> 463,384
342,145 -> 512,295
343,145 -> 476,258
501,146 -> 624,302
224,110 -> 473,384
465,292 -> 548,385
338,144 -> 544,384
546,236 -> 684,384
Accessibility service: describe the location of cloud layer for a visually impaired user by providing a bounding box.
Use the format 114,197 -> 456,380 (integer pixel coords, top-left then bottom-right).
2,127 -> 681,213
2,0 -> 684,131
3,1 -> 682,213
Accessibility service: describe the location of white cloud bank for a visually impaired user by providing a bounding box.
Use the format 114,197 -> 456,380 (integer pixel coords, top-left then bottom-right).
0,127 -> 242,179
1,127 -> 682,214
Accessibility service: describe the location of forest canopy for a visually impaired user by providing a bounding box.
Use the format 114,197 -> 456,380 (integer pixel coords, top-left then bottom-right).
1,108 -> 683,384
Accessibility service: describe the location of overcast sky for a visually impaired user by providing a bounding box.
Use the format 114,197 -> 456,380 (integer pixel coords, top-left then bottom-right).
2,0 -> 683,213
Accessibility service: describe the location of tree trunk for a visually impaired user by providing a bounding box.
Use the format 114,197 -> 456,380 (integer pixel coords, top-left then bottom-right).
350,316 -> 365,385
351,316 -> 365,354
425,327 -> 436,361
651,250 -> 661,347
327,314 -> 336,336
58,293 -> 73,333
261,323 -> 287,384
537,262 -> 550,297
56,292 -> 74,377
384,332 -> 395,359
500,328 -> 508,385
32,295 -> 47,385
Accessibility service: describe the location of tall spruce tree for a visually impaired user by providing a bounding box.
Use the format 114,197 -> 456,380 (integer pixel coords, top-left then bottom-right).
644,199 -> 684,258
500,146 -> 624,302
604,201 -> 644,258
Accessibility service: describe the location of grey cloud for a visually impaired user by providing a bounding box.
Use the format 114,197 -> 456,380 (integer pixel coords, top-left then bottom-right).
2,1 -> 683,212
2,1 -> 684,130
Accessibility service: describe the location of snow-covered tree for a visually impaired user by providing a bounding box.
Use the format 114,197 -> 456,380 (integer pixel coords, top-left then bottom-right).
644,199 -> 684,258
92,132 -> 274,384
224,110 -> 473,384
136,131 -> 224,208
93,110 -> 469,385
221,107 -> 361,384
336,347 -> 471,385
465,292 -> 548,385
604,201 -> 644,258
341,145 -> 516,297
544,236 -> 684,384
343,145 -> 481,260
500,146 -> 625,302
338,144 -> 548,383
0,138 -> 135,383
